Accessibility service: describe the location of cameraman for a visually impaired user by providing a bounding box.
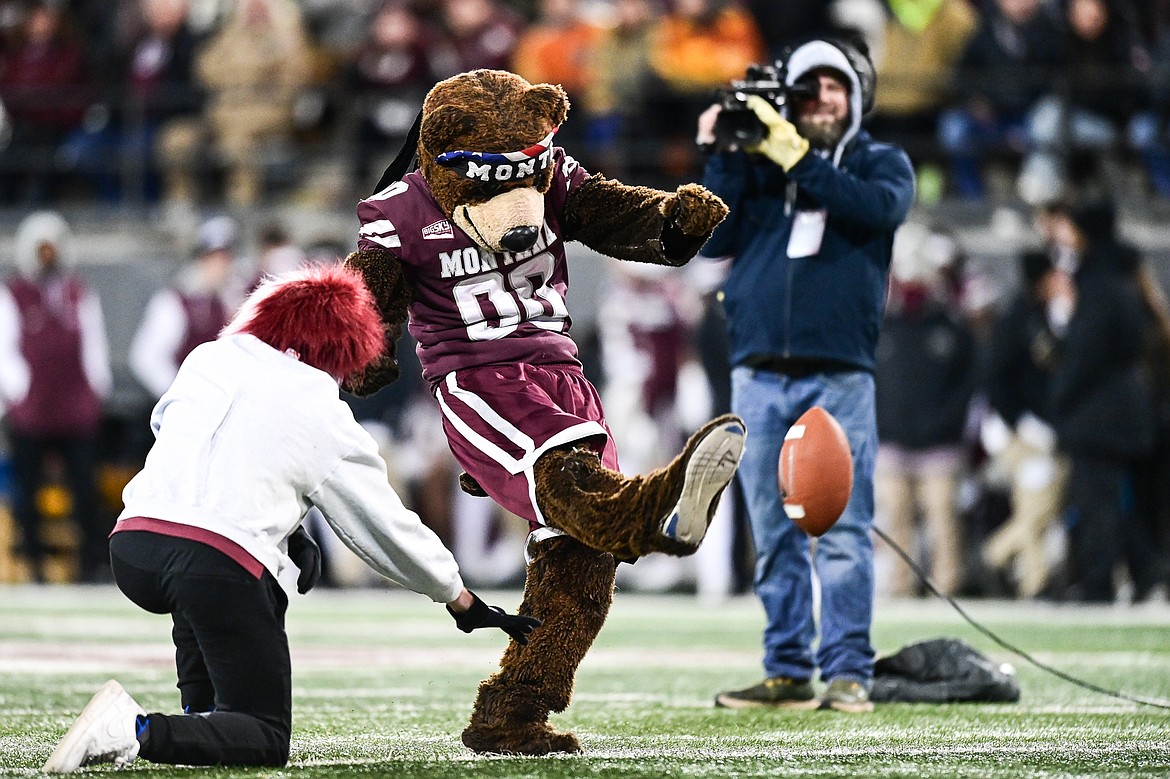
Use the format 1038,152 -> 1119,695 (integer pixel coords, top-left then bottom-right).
696,38 -> 915,712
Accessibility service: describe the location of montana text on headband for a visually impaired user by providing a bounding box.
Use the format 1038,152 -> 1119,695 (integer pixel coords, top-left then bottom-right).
434,128 -> 558,182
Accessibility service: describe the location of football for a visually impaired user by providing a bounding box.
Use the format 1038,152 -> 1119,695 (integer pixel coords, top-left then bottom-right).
778,406 -> 853,537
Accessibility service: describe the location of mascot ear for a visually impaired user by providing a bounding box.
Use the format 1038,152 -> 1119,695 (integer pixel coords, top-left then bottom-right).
421,104 -> 477,156
523,84 -> 569,128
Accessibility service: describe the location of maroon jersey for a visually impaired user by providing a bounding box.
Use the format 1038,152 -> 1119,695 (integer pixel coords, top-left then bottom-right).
357,147 -> 590,384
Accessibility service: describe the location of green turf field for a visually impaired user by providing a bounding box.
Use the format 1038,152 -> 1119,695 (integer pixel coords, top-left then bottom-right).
1,585 -> 1168,778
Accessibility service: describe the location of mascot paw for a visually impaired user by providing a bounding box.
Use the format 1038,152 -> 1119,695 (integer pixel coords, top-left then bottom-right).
342,354 -> 399,397
662,183 -> 729,237
461,722 -> 581,756
459,472 -> 489,498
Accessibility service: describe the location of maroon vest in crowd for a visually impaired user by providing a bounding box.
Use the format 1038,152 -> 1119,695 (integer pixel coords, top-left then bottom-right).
6,274 -> 102,437
175,291 -> 229,366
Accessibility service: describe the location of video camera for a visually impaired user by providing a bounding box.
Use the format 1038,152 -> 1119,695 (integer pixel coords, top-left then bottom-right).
712,62 -> 817,152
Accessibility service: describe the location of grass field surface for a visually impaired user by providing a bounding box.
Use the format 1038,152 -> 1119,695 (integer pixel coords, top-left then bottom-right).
1,584 -> 1168,778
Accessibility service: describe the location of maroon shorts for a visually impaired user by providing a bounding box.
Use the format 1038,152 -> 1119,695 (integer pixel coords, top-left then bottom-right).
434,363 -> 618,527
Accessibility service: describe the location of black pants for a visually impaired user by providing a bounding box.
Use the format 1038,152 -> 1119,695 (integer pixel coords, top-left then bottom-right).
9,431 -> 106,581
1068,455 -> 1160,603
109,531 -> 291,766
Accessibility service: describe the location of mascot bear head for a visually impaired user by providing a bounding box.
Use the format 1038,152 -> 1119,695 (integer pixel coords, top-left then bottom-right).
416,69 -> 568,254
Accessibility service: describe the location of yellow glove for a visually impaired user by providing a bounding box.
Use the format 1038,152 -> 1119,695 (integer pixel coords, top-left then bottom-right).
744,94 -> 809,172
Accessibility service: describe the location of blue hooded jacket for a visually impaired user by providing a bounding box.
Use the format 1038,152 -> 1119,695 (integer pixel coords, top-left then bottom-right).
700,41 -> 916,372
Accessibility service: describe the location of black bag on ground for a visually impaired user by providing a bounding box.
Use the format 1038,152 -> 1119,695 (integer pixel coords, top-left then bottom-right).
871,638 -> 1021,703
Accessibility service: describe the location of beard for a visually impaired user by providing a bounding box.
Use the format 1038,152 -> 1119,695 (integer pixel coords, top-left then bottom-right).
794,114 -> 849,150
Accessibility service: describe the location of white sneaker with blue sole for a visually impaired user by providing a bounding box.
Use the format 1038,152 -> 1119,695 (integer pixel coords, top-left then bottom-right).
660,415 -> 746,547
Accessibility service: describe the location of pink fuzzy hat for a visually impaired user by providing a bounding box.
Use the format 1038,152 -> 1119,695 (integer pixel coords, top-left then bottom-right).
223,264 -> 384,380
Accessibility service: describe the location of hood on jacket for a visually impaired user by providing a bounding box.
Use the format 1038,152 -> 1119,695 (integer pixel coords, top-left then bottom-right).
783,37 -> 875,166
14,210 -> 75,277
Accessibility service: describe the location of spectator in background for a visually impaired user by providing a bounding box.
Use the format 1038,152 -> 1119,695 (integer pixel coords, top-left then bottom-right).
0,212 -> 113,582
346,0 -> 445,192
258,221 -> 306,275
1139,1 -> 1170,144
158,0 -> 312,207
129,216 -> 238,401
647,0 -> 766,181
744,0 -> 844,57
979,247 -> 1068,599
0,2 -> 90,205
581,0 -> 658,179
599,262 -> 703,481
512,0 -> 597,100
1017,0 -> 1168,205
242,221 -> 307,296
511,0 -> 599,154
1046,198 -> 1160,603
59,0 -> 203,205
1130,235 -> 1170,599
435,0 -> 525,73
874,223 -> 978,598
598,260 -> 719,593
868,0 -> 977,203
938,0 -> 1062,199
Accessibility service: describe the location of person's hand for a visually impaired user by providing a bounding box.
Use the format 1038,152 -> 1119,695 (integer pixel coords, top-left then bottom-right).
696,103 -> 722,147
447,590 -> 542,645
287,526 -> 322,594
744,95 -> 809,172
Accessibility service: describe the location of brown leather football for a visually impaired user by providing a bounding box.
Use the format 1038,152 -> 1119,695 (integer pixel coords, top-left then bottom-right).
778,406 -> 853,537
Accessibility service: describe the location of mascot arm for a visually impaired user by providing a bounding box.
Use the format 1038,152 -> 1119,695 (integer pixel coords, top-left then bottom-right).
341,248 -> 411,397
563,175 -> 728,266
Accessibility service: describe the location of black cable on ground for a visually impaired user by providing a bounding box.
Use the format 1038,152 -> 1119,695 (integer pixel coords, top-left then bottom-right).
872,524 -> 1170,711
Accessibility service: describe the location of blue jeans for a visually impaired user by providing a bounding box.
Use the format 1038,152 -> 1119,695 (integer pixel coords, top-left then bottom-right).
937,108 -> 1029,198
731,366 -> 877,683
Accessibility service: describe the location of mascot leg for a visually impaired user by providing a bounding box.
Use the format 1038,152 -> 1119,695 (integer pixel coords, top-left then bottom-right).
461,414 -> 741,755
535,413 -> 745,560
462,535 -> 616,755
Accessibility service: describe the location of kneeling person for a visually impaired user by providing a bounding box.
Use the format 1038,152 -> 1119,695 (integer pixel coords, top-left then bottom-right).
43,264 -> 537,772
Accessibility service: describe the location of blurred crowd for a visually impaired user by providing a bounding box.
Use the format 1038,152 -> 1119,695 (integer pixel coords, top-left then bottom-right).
1,0 -> 1170,605
3,199 -> 1169,605
872,202 -> 1170,605
2,0 -> 1170,209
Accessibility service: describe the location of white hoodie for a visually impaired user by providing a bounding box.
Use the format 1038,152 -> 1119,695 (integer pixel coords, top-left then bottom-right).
117,333 -> 465,602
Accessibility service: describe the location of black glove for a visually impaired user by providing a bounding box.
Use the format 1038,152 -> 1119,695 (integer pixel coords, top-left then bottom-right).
447,592 -> 542,645
287,525 -> 322,594
459,471 -> 489,497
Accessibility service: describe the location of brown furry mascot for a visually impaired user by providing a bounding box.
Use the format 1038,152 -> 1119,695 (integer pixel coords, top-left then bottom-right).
343,69 -> 743,755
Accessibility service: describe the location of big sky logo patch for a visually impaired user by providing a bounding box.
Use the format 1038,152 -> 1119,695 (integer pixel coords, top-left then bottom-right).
422,219 -> 453,240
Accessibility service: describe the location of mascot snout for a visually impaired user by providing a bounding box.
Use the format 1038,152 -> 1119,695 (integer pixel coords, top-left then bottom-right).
453,187 -> 545,253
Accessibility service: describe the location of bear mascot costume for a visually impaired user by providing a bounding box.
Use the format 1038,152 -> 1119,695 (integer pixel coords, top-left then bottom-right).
342,69 -> 744,755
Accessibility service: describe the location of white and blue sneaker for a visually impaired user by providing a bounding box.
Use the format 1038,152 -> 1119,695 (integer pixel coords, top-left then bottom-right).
43,680 -> 146,773
660,415 -> 746,547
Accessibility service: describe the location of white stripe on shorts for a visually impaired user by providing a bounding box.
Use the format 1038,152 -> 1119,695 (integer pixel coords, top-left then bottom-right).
436,373 -> 531,474
435,373 -> 609,478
